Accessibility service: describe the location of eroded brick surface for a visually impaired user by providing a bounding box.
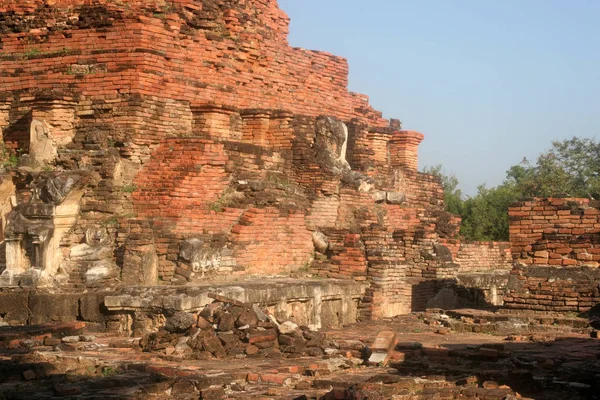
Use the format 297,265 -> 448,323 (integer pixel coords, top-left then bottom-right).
0,0 -> 516,319
0,312 -> 596,399
506,199 -> 600,312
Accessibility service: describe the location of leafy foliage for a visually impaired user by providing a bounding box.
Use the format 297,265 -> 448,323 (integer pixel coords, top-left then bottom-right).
459,184 -> 518,241
0,144 -> 18,168
422,164 -> 463,216
507,137 -> 600,199
423,136 -> 600,241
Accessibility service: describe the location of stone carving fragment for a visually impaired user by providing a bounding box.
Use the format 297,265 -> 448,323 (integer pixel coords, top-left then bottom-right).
39,174 -> 81,205
70,226 -> 116,284
29,119 -> 57,165
189,249 -> 221,276
312,118 -> 375,192
312,231 -> 329,254
0,170 -> 92,286
4,210 -> 53,242
314,116 -> 351,171
180,238 -> 203,261
340,169 -> 375,193
179,238 -> 233,279
85,226 -> 110,247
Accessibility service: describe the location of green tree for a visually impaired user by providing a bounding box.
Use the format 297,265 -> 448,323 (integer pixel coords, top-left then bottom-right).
459,183 -> 518,241
422,164 -> 463,215
506,137 -> 600,199
422,136 -> 600,241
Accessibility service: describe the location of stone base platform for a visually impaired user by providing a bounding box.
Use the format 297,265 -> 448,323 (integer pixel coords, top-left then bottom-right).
105,278 -> 367,335
416,270 -> 510,312
0,278 -> 367,334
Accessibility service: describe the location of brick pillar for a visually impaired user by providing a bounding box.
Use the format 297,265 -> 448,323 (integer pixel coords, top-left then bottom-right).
389,130 -> 424,171
0,99 -> 10,143
31,98 -> 77,144
241,109 -> 270,146
191,104 -> 240,140
268,110 -> 294,149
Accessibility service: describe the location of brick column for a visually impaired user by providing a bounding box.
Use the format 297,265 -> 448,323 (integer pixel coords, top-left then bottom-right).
241,109 -> 271,146
268,110 -> 294,150
0,98 -> 10,143
389,130 -> 424,171
192,104 -> 240,140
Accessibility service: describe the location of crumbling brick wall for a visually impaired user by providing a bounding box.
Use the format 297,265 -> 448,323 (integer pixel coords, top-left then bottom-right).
505,198 -> 600,312
0,0 -> 386,126
0,0 -> 518,319
510,198 -> 600,267
441,240 -> 512,273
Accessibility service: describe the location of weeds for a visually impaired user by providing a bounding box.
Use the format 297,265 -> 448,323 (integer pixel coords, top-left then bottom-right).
0,144 -> 18,168
297,261 -> 312,274
121,183 -> 137,193
103,212 -> 136,226
206,188 -> 240,212
23,47 -> 41,58
101,366 -> 119,377
266,172 -> 294,189
9,47 -> 72,61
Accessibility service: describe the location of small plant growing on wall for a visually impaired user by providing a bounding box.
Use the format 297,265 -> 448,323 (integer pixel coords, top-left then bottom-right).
121,183 -> 137,193
0,144 -> 18,168
206,188 -> 242,212
23,48 -> 41,59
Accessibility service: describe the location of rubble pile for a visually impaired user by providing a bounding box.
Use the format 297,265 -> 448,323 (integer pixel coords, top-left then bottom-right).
140,296 -> 338,359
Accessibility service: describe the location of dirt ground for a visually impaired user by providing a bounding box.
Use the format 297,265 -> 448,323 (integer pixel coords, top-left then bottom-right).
0,309 -> 598,399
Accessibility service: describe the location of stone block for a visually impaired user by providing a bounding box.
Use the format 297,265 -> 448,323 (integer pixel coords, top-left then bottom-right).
0,291 -> 30,324
44,338 -> 61,346
165,312 -> 196,333
236,309 -> 258,328
248,329 -> 277,344
29,293 -> 80,324
122,243 -> 158,285
368,330 -> 398,366
386,191 -> 405,205
79,293 -> 107,323
217,313 -> 236,331
202,333 -> 226,358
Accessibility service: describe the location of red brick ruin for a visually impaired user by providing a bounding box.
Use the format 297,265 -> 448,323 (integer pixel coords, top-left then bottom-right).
506,198 -> 600,312
0,2 -> 598,399
0,0 -> 518,320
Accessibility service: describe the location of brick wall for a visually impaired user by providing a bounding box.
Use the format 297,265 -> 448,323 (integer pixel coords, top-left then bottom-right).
505,198 -> 600,312
0,0 -> 387,126
0,0 -> 520,319
510,198 -> 600,267
441,240 -> 512,273
505,265 -> 600,312
231,207 -> 313,275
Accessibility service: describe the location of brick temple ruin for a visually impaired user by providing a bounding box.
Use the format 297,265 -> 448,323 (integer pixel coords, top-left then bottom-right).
0,0 -> 518,327
0,1 -> 598,399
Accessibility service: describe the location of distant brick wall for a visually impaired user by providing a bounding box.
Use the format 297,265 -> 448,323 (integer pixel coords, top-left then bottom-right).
231,207 -> 313,275
441,240 -> 512,273
505,265 -> 600,312
510,198 -> 600,267
506,198 -> 600,312
133,138 -> 231,224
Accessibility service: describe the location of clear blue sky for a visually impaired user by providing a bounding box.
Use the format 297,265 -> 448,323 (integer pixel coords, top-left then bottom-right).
278,0 -> 600,196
